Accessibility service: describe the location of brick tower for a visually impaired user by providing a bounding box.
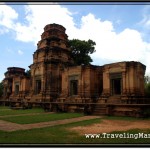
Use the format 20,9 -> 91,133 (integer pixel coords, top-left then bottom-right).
29,23 -> 73,102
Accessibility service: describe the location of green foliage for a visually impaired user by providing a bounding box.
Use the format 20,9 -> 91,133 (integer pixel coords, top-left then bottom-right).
25,69 -> 31,77
145,83 -> 150,97
0,82 -> 3,97
144,75 -> 150,83
144,75 -> 150,97
68,39 -> 96,65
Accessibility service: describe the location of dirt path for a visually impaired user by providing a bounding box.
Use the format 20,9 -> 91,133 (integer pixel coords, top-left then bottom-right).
69,119 -> 150,134
0,116 -> 101,132
0,120 -> 24,131
1,114 -> 149,133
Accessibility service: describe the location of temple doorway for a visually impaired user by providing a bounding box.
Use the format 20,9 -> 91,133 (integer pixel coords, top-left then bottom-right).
35,80 -> 41,94
110,73 -> 122,95
15,84 -> 19,95
70,80 -> 78,96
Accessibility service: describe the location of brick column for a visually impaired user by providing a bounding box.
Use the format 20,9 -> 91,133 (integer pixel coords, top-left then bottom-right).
122,71 -> 126,94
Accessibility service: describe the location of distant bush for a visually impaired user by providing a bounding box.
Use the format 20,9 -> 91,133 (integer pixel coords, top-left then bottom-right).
0,82 -> 3,97
145,76 -> 150,97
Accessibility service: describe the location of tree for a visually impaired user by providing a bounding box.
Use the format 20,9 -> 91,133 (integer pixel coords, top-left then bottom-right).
0,82 -> 3,97
144,75 -> 150,97
145,75 -> 150,84
68,39 -> 96,66
25,69 -> 31,77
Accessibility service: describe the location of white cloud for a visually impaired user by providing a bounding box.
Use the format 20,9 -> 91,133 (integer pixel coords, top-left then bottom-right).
0,4 -> 18,29
14,5 -> 150,74
14,5 -> 75,43
18,50 -> 23,55
70,13 -> 150,62
1,4 -> 150,75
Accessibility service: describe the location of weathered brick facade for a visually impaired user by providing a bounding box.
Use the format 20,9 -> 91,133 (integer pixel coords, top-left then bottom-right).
1,23 -> 149,117
60,65 -> 103,103
28,24 -> 73,103
3,67 -> 30,101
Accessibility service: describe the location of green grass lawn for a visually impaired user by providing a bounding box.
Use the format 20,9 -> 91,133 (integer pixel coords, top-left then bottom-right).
0,107 -> 44,116
0,106 -> 10,109
0,107 -> 149,145
103,116 -> 141,121
0,118 -> 149,144
0,118 -> 100,144
0,112 -> 83,124
104,116 -> 150,121
0,106 -> 83,124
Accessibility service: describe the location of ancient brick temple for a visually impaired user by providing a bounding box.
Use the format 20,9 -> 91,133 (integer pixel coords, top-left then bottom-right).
1,23 -> 149,117
3,67 -> 30,100
28,24 -> 73,102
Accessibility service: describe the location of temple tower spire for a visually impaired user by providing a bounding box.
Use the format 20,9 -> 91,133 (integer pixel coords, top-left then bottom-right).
29,23 -> 73,102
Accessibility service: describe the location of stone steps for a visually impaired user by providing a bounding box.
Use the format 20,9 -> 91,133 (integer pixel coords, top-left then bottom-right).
92,104 -> 107,115
107,95 -> 121,104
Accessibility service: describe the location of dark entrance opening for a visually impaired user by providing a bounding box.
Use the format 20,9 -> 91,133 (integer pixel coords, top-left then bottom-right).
110,73 -> 122,96
4,87 -> 7,96
15,85 -> 19,95
111,78 -> 121,95
35,80 -> 41,94
70,80 -> 78,96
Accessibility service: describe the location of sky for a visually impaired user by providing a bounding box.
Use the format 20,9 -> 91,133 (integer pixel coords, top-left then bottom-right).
0,2 -> 150,82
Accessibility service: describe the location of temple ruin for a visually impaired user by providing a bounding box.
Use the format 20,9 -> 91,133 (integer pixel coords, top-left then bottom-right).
1,23 -> 149,117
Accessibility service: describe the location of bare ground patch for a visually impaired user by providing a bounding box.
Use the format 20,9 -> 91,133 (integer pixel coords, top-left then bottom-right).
69,119 -> 150,134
